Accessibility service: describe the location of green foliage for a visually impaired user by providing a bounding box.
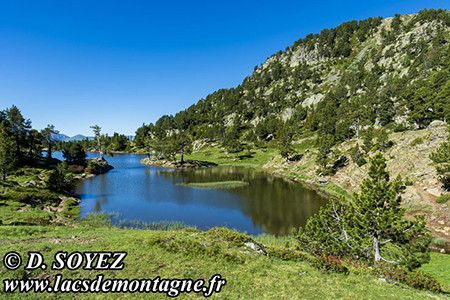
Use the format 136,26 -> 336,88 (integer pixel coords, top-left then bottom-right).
277,125 -> 295,161
433,238 -> 446,245
312,253 -> 349,274
45,162 -> 76,195
62,141 -> 87,165
85,159 -> 96,174
2,186 -> 59,205
350,144 -> 367,167
173,131 -> 192,163
375,265 -> 442,293
118,219 -> 190,231
430,125 -> 450,188
362,127 -> 374,154
297,153 -> 431,270
410,137 -> 424,147
436,194 -> 450,203
147,234 -> 245,264
315,134 -> 335,175
79,212 -> 118,228
41,124 -> 59,160
393,123 -> 410,132
404,177 -> 414,186
376,128 -> 392,152
266,247 -> 307,262
0,122 -> 17,180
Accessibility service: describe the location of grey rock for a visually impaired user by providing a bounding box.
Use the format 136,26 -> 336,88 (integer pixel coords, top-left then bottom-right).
428,120 -> 445,131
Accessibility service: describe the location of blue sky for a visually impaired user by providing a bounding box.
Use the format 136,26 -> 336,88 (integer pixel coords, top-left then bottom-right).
0,1 -> 449,136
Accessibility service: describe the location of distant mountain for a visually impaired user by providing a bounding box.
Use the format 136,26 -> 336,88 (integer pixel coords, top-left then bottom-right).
51,134 -> 94,142
51,133 -> 70,141
67,135 -> 94,141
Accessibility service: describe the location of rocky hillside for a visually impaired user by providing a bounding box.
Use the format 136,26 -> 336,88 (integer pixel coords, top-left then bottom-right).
262,120 -> 450,251
135,8 -> 450,145
133,8 -> 450,249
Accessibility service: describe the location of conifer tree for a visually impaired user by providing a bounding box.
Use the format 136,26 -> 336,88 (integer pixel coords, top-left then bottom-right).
46,161 -> 76,195
316,134 -> 335,175
0,122 -> 17,180
174,131 -> 192,164
4,105 -> 31,157
41,124 -> 59,160
298,153 -> 431,269
277,125 -> 294,162
362,127 -> 374,154
430,125 -> 450,188
90,125 -> 112,160
351,153 -> 430,268
376,128 -> 390,152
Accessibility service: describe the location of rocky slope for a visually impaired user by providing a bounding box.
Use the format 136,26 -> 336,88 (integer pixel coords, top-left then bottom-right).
263,120 -> 450,251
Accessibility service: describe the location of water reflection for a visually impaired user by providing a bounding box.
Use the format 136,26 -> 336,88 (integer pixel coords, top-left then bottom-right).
69,152 -> 328,236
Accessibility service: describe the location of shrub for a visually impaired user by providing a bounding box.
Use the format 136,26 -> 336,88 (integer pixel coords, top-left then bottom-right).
266,247 -> 307,262
436,194 -> 450,203
405,177 -> 414,186
86,159 -> 97,173
410,137 -> 423,147
68,165 -> 84,174
350,145 -> 367,167
394,123 -> 410,132
375,264 -> 442,293
312,253 -> 349,274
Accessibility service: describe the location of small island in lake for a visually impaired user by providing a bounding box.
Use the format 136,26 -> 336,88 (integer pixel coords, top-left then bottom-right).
178,181 -> 249,189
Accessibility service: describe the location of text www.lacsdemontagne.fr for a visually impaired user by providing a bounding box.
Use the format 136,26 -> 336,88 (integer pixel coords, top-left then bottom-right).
3,274 -> 226,297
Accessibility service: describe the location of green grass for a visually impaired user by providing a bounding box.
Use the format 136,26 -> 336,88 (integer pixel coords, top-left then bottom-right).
178,181 -> 249,189
418,252 -> 450,289
184,143 -> 279,168
319,182 -> 353,200
433,238 -> 446,245
0,225 -> 447,299
0,166 -> 80,226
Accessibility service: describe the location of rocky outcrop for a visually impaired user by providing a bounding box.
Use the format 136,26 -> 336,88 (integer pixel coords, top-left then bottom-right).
141,157 -> 217,169
88,157 -> 114,174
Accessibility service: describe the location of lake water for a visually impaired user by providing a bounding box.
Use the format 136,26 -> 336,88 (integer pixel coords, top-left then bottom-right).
52,152 -> 328,236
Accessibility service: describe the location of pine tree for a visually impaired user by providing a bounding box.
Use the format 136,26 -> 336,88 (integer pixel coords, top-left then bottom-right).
4,105 -> 31,157
174,131 -> 192,164
350,153 -> 430,268
362,127 -> 374,154
277,125 -> 295,162
41,124 -> 59,160
90,125 -> 112,160
315,134 -> 335,175
0,123 -> 17,180
376,128 -> 390,152
430,125 -> 450,188
46,161 -> 76,195
298,153 -> 431,269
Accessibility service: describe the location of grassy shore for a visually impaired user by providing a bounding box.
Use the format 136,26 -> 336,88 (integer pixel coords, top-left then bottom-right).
0,222 -> 449,299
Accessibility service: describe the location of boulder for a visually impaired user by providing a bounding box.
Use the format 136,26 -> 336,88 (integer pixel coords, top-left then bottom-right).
428,120 -> 445,131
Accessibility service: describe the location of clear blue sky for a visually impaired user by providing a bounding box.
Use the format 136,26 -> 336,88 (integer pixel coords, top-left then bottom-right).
0,1 -> 448,136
